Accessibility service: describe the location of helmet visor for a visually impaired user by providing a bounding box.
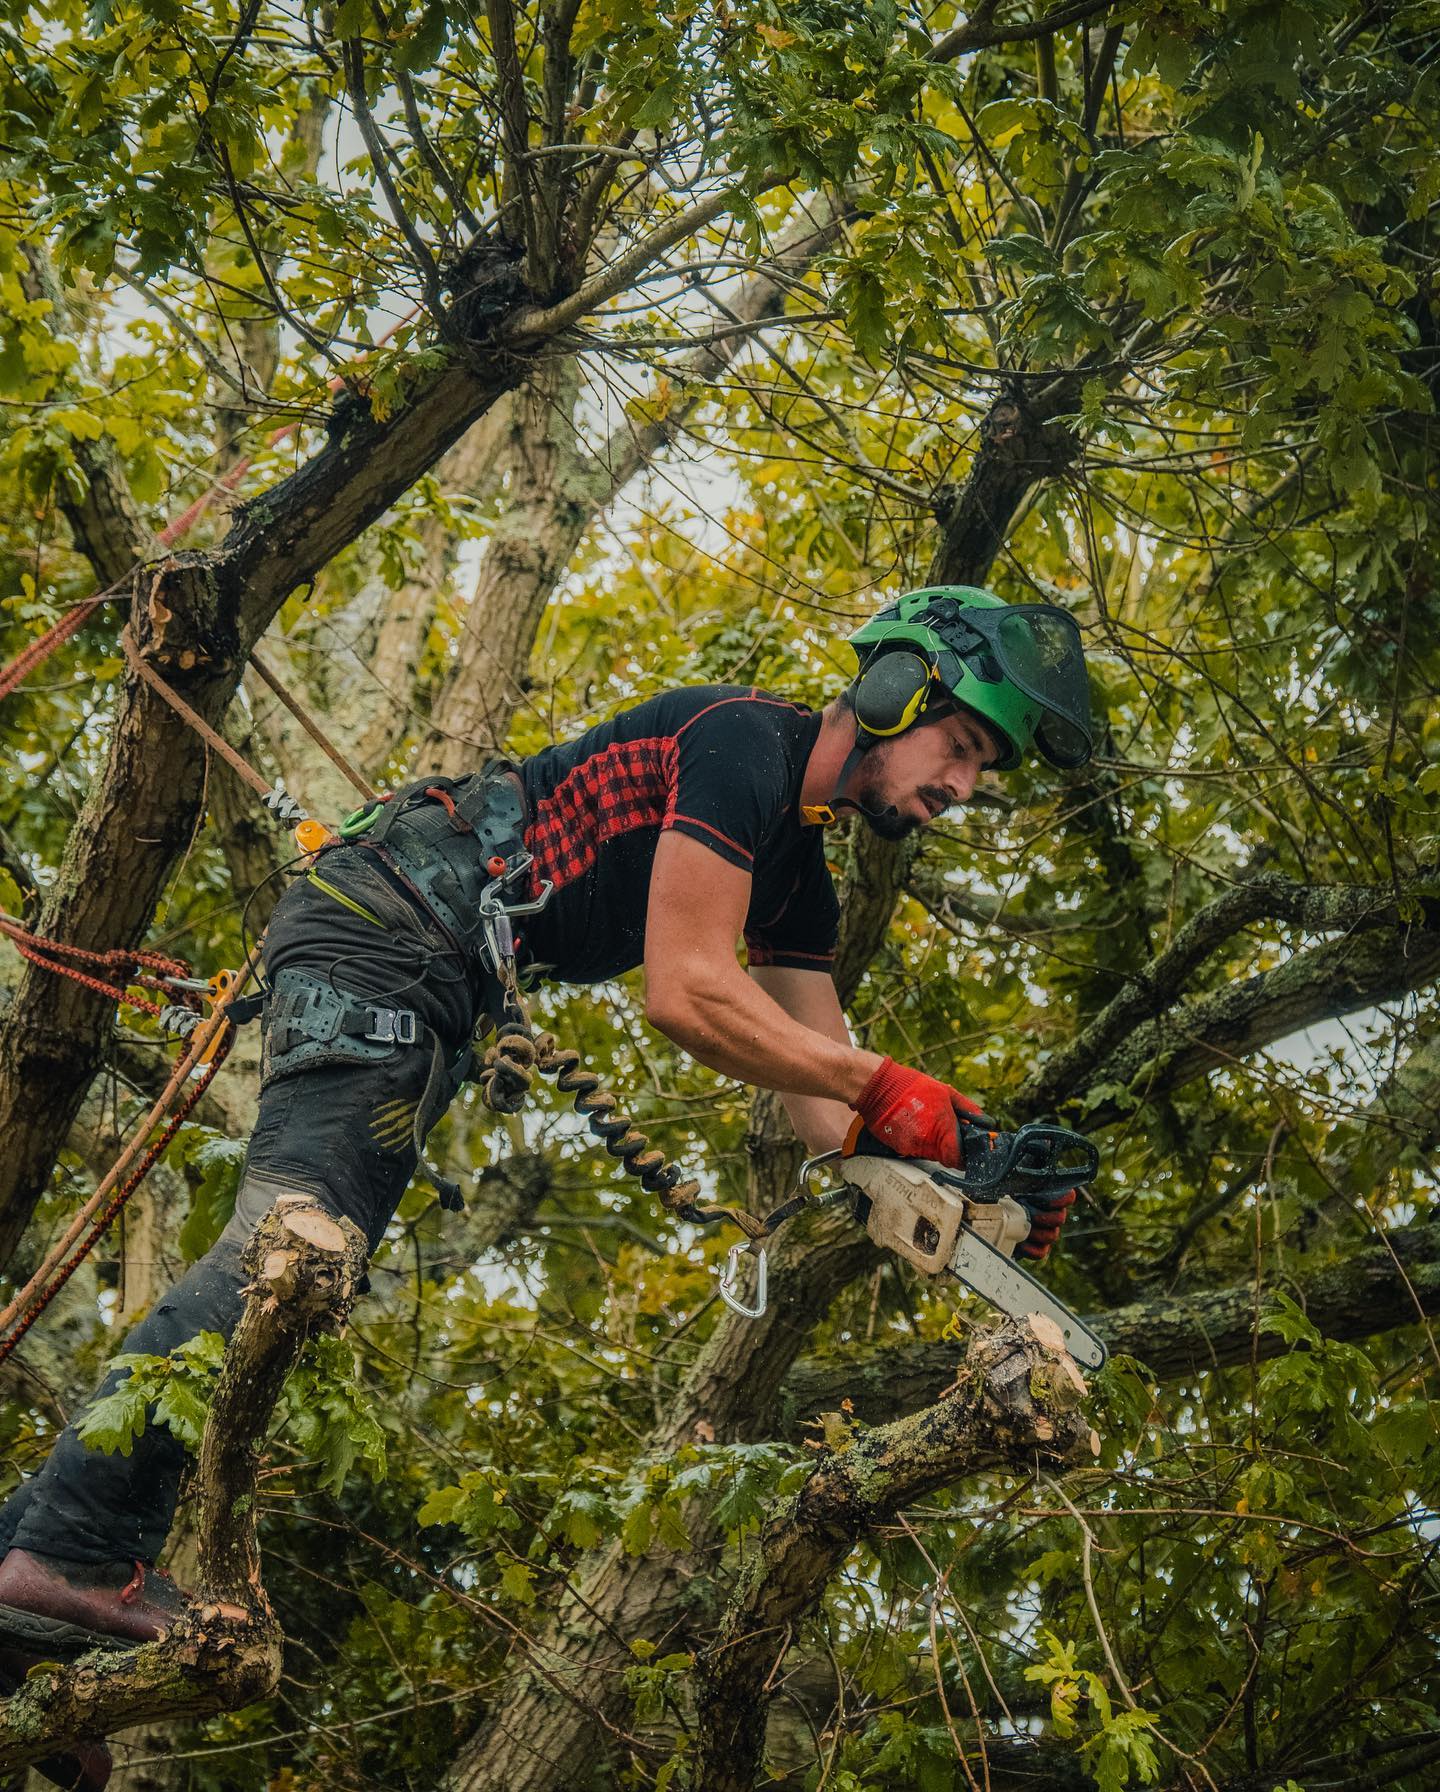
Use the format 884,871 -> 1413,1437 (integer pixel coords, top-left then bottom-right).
941,605 -> 1093,769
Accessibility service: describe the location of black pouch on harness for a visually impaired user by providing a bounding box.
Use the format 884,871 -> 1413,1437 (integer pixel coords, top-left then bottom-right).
344,766 -> 530,968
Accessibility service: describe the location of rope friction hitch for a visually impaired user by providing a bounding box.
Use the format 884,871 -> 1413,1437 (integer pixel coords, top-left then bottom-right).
157,966 -> 258,1060
717,1119 -> 1108,1371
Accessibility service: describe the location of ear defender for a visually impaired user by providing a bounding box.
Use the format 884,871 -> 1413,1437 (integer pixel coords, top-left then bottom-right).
852,651 -> 936,738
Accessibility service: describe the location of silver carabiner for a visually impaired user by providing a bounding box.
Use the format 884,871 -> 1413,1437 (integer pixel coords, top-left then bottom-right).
798,1148 -> 856,1211
717,1242 -> 767,1318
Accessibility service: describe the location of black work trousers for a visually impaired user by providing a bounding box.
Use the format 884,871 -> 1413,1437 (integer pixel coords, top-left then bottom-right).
0,846 -> 484,1568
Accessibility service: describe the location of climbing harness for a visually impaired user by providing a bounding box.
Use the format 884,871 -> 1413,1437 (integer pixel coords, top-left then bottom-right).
327,773 -> 724,1230
336,770 -> 535,965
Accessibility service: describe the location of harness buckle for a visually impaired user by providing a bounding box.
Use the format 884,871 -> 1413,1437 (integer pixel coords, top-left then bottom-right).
365,1005 -> 418,1046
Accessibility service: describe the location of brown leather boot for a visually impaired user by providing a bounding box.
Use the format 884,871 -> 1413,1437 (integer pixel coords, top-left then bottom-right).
0,1645 -> 112,1790
0,1548 -> 191,1658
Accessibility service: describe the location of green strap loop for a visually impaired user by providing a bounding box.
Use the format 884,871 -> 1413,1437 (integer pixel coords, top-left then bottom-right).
339,801 -> 383,839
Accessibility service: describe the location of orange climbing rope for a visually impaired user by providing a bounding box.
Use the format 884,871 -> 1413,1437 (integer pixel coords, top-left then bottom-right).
0,942 -> 261,1362
0,1032 -> 233,1366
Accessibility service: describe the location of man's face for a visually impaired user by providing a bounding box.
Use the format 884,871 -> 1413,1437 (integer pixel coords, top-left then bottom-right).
848,708 -> 1003,840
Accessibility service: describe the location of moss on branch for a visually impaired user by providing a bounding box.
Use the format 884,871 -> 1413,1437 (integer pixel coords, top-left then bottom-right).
691,1318 -> 1098,1792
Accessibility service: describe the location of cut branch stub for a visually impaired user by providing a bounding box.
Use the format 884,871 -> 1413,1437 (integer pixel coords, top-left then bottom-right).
197,1196 -> 369,1610
690,1318 -> 1098,1792
0,1196 -> 367,1778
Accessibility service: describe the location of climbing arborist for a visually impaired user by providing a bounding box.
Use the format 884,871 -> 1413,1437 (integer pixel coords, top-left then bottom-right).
0,586 -> 1092,1789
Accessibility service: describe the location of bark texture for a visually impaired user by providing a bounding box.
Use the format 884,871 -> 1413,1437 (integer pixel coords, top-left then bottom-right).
928,375 -> 1082,586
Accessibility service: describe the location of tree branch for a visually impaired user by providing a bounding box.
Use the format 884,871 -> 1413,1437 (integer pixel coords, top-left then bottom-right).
486,0 -> 541,260
598,195 -> 850,495
1069,924 -> 1440,1131
504,186 -> 748,342
780,1219 -> 1440,1427
343,38 -> 443,315
691,1319 -> 1097,1792
929,0 -> 1117,64
0,1196 -> 367,1775
929,376 -> 1084,587
1019,871 -> 1428,1116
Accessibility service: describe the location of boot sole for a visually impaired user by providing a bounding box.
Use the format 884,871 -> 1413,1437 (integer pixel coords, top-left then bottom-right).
0,1603 -> 135,1662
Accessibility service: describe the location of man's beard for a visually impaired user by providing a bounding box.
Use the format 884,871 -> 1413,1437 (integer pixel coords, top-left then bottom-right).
848,746 -> 922,840
859,803 -> 919,841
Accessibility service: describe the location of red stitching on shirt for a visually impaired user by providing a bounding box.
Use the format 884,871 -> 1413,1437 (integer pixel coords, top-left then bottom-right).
672,690 -> 813,740
668,813 -> 754,862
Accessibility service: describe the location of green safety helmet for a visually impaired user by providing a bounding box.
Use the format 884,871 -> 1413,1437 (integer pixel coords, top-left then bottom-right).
846,585 -> 1094,772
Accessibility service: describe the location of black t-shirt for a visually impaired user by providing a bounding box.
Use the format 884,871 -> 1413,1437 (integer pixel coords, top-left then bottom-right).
517,686 -> 840,984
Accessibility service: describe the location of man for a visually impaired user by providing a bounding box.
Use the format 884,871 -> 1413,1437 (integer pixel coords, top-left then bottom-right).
0,585 -> 1092,1788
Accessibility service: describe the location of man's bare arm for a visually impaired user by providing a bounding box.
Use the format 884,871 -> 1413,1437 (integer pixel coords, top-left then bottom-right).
748,964 -> 858,1153
643,832 -> 883,1104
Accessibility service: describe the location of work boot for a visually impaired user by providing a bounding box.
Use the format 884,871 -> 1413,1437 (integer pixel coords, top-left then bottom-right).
0,1548 -> 191,1658
0,1646 -> 112,1790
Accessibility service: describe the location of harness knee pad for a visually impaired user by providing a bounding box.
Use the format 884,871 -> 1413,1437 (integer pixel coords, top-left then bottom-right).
260,968 -> 416,1087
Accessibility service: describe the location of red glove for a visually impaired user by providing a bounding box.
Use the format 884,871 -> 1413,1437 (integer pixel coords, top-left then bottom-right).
1018,1188 -> 1077,1260
850,1057 -> 984,1168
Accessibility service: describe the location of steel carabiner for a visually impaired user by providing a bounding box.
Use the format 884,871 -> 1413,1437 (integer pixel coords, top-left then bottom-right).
717,1241 -> 767,1318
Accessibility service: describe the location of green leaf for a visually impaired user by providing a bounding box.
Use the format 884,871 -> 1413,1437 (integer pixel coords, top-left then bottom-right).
621,1500 -> 654,1557
75,1380 -> 150,1458
498,1560 -> 535,1606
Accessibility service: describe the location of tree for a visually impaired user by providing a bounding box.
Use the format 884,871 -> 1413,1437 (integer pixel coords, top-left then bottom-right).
2,1 -> 1439,1788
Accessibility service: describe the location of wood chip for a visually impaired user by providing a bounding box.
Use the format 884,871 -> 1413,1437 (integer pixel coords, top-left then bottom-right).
278,1208 -> 348,1251
1026,1313 -> 1068,1356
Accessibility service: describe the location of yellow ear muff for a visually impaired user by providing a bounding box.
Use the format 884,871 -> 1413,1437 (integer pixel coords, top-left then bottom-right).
852,652 -> 935,737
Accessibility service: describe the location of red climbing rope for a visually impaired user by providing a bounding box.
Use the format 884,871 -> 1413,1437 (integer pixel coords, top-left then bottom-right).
0,595 -> 108,703
0,912 -> 200,1023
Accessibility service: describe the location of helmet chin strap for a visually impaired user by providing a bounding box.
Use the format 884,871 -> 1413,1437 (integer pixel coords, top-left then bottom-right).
826,735 -> 901,830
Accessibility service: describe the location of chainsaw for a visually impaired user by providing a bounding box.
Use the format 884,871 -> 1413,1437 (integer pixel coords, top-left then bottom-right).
716,1118 -> 1108,1371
